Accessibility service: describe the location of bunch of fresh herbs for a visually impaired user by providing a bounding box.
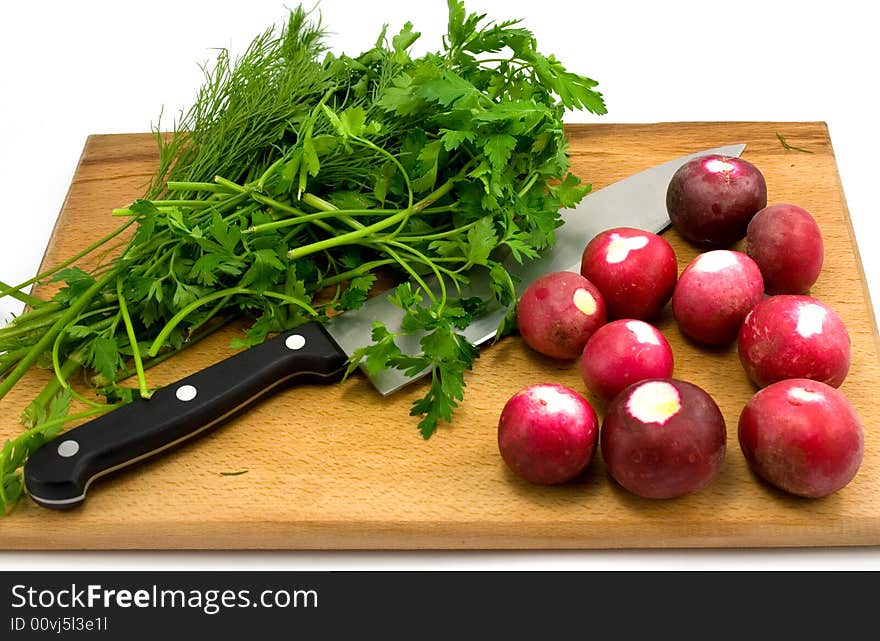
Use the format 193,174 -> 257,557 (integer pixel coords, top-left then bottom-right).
0,0 -> 605,514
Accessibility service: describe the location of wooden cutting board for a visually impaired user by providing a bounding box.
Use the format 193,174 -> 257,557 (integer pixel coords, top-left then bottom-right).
2,122 -> 878,549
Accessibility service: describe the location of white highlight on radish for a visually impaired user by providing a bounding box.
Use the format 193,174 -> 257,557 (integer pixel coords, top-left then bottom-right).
573,288 -> 597,316
705,158 -> 735,173
626,381 -> 681,425
691,250 -> 738,273
525,384 -> 582,416
626,320 -> 661,345
796,303 -> 827,338
788,386 -> 824,403
605,234 -> 649,264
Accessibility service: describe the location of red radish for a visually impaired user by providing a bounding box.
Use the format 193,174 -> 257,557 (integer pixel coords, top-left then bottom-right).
516,271 -> 606,360
579,227 -> 677,320
738,379 -> 863,498
580,319 -> 674,403
600,378 -> 726,499
497,383 -> 599,485
746,203 -> 824,294
738,295 -> 850,388
672,250 -> 764,346
666,155 -> 767,246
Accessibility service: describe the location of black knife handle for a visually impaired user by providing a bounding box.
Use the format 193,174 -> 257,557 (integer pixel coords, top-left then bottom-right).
23,321 -> 348,510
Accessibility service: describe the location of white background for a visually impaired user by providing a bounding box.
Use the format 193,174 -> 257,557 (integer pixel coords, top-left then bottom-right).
0,1 -> 878,569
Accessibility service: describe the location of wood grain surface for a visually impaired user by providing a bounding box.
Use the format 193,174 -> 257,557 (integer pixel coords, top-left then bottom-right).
1,122 -> 878,549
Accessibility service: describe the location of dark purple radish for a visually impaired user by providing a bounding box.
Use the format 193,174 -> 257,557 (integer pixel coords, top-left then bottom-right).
600,378 -> 726,499
666,155 -> 767,247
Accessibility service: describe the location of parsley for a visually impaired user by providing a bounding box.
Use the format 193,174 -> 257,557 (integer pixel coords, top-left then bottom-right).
0,1 -> 605,512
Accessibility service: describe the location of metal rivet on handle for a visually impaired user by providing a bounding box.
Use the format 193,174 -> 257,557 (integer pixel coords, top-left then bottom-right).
285,334 -> 306,350
57,440 -> 80,458
175,384 -> 198,402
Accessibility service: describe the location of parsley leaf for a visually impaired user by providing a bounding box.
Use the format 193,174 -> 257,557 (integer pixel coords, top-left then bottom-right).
337,274 -> 377,311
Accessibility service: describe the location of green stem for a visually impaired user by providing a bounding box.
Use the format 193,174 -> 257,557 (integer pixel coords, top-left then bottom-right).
517,172 -> 540,198
246,201 -> 461,235
150,199 -> 221,208
286,211 -> 409,261
353,136 -> 414,213
43,313 -> 113,386
47,351 -> 105,410
143,247 -> 176,278
116,278 -> 152,399
106,308 -> 123,338
51,331 -> 74,390
246,203 -> 451,236
380,245 -> 437,306
0,348 -> 31,378
300,193 -> 337,213
0,280 -> 43,307
300,193 -> 364,232
319,259 -> 397,287
217,201 -> 260,226
394,219 -> 480,243
0,270 -> 118,402
191,191 -> 252,219
184,295 -> 233,336
256,155 -> 286,192
147,288 -> 316,357
248,193 -> 308,219
0,315 -> 60,340
113,199 -> 223,215
213,176 -> 248,193
286,173 -> 462,261
245,209 -> 353,235
21,405 -> 118,442
410,166 -> 467,214
112,317 -> 235,385
5,301 -> 62,325
34,361 -> 78,410
249,291 -> 317,313
382,241 -> 448,308
166,181 -> 233,194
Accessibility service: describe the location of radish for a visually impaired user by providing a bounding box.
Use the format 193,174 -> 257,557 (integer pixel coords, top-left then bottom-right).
738,379 -> 863,498
579,227 -> 677,320
666,155 -> 767,246
746,203 -> 824,294
497,384 -> 599,485
672,250 -> 764,345
738,295 -> 850,388
600,378 -> 726,499
580,319 -> 674,403
516,271 -> 606,360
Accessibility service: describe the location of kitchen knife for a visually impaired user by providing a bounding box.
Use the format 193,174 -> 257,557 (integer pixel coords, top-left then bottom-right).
24,144 -> 745,509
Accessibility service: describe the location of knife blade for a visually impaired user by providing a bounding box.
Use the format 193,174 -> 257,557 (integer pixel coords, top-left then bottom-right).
23,143 -> 745,509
